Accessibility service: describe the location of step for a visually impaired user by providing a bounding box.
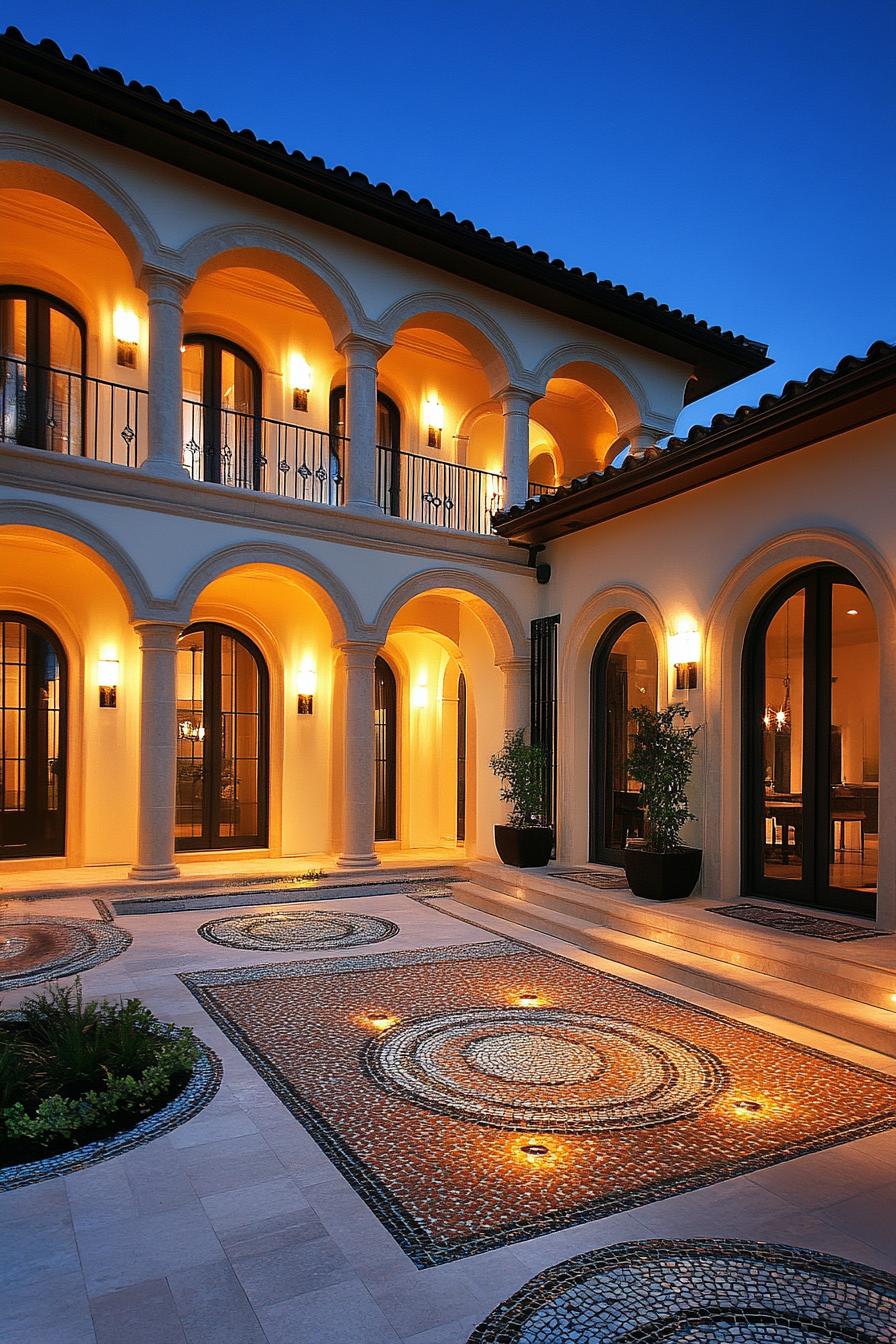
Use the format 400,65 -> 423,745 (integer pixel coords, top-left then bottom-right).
451,880 -> 896,1057
466,861 -> 896,1014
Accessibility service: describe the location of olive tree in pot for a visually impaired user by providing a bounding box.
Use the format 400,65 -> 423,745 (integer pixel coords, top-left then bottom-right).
489,729 -> 553,868
623,703 -> 702,900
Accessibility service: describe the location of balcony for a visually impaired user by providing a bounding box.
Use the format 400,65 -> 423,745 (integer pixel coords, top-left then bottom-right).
1,356 -> 147,467
377,446 -> 505,534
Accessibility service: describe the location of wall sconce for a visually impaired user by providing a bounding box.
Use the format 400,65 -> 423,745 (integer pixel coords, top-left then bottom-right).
97,658 -> 120,708
296,664 -> 317,715
179,719 -> 205,741
410,680 -> 429,710
113,308 -> 139,368
669,628 -> 700,691
423,395 -> 444,449
289,354 -> 312,412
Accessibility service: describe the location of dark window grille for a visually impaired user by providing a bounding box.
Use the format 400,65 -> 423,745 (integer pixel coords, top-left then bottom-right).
530,614 -> 560,846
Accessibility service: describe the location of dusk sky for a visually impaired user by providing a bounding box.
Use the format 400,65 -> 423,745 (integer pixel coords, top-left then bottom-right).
12,0 -> 895,433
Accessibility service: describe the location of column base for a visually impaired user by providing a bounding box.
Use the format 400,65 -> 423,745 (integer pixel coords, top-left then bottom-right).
345,501 -> 386,519
127,862 -> 181,881
336,853 -> 381,869
138,457 -> 192,482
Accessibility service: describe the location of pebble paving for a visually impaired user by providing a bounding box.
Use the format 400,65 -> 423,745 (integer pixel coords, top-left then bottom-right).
197,907 -> 399,951
0,914 -> 131,988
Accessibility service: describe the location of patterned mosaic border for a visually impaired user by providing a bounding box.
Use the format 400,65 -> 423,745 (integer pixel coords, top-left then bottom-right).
0,915 -> 132,989
180,936 -> 896,1266
0,1027 -> 222,1191
113,876 -> 464,917
197,908 -> 400,951
709,903 -> 887,942
465,1238 -> 896,1342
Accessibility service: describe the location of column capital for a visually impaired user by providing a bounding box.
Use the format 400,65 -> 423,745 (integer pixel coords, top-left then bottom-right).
335,639 -> 382,669
337,334 -> 390,368
496,655 -> 531,674
617,417 -> 675,460
495,385 -> 540,412
139,265 -> 192,306
131,620 -> 182,650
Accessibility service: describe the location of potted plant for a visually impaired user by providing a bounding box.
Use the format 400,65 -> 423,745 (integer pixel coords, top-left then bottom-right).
623,703 -> 702,900
489,729 -> 554,867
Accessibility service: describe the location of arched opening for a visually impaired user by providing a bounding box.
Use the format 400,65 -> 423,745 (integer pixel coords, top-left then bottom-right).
175,622 -> 269,851
374,655 -> 397,841
0,612 -> 67,859
589,614 -> 658,863
182,334 -> 262,488
529,363 -> 621,486
743,564 -> 879,916
330,385 -> 401,515
1,286 -> 86,454
456,670 -> 468,842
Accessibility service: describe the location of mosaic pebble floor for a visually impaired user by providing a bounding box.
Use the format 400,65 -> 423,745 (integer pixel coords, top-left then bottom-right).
0,914 -> 132,988
197,907 -> 399,951
465,1238 -> 896,1342
709,904 -> 886,941
181,938 -> 896,1266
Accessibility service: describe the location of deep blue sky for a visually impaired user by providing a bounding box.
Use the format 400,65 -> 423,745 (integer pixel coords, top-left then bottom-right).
10,0 -> 896,432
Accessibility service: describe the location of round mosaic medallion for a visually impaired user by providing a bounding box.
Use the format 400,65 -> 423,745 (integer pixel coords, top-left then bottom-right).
0,916 -> 132,990
364,1007 -> 728,1132
197,908 -> 399,952
466,1239 -> 896,1343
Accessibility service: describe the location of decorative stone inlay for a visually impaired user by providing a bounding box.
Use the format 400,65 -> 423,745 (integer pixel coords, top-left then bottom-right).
0,916 -> 132,989
365,1007 -> 727,1131
197,908 -> 399,952
466,1238 -> 896,1342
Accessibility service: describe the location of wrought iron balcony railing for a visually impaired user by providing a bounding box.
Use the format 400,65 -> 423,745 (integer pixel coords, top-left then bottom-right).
1,356 -> 147,466
528,479 -> 560,498
376,446 -> 505,535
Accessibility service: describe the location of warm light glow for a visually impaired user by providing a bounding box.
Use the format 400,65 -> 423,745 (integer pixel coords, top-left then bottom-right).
846,608 -> 859,616
732,1098 -> 764,1118
96,658 -> 119,687
423,394 -> 444,431
364,1012 -> 398,1031
410,680 -> 429,709
179,720 -> 205,741
517,992 -> 540,1007
295,664 -> 318,698
112,307 -> 139,345
289,353 -> 312,391
668,627 -> 700,666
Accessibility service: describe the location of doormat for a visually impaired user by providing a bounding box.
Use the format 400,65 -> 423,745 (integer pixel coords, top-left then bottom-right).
554,870 -> 631,891
708,903 -> 886,942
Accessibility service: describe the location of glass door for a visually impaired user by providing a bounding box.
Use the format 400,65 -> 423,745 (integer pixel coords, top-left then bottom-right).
0,613 -> 66,858
182,336 -> 260,487
0,288 -> 84,454
456,671 -> 467,842
374,656 -> 397,841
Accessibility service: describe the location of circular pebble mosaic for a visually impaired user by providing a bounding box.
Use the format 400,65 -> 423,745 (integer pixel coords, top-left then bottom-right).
365,1007 -> 728,1132
197,908 -> 399,952
0,915 -> 132,989
466,1238 -> 896,1342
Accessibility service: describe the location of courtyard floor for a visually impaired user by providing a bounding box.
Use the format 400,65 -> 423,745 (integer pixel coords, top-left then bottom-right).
3,875 -> 896,1342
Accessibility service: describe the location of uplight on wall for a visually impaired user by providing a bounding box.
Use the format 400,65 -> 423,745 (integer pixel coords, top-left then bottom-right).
97,657 -> 120,709
669,627 -> 700,692
296,664 -> 317,715
423,395 -> 444,450
289,354 -> 312,412
113,308 -> 139,368
410,679 -> 429,710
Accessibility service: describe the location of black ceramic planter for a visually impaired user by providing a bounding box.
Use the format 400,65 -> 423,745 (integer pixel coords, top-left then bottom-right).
622,845 -> 702,901
494,825 -> 554,868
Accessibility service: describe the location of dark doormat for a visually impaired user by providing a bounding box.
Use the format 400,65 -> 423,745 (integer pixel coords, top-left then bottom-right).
709,903 -> 886,941
554,869 -> 632,891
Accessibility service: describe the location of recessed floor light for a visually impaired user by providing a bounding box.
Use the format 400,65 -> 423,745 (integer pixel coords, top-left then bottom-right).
520,1142 -> 550,1157
733,1098 -> 763,1115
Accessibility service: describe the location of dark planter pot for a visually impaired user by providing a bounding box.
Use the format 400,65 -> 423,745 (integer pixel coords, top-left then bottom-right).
622,845 -> 702,901
494,825 -> 554,868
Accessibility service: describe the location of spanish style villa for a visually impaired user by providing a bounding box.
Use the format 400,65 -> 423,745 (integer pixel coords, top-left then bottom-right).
1,28 -> 893,936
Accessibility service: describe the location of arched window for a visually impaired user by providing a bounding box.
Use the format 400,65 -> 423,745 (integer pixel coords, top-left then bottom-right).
0,287 -> 85,454
743,565 -> 878,916
456,670 -> 467,842
589,614 -> 658,863
0,613 -> 67,859
175,623 -> 268,851
374,655 -> 397,841
182,336 -> 261,488
330,387 -> 401,515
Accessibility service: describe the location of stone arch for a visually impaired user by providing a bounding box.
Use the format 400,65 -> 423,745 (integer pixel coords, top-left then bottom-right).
0,136 -> 162,281
530,342 -> 650,430
371,568 -> 529,665
703,528 -> 896,926
377,292 -> 522,395
178,227 -> 366,344
172,543 -> 365,641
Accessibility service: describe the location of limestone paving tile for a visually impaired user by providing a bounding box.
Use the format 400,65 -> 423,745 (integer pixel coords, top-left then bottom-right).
90,1276 -> 187,1344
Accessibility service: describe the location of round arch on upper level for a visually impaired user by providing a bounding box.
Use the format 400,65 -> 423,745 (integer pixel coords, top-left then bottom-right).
371,568 -> 529,665
376,292 -> 522,395
178,226 -> 367,345
530,342 -> 649,430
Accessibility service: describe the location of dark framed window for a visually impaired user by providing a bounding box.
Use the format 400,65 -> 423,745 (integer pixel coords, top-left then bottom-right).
330,386 -> 401,515
456,671 -> 467,842
0,612 -> 67,859
374,655 -> 397,841
175,622 -> 268,851
742,564 -> 878,917
0,287 -> 85,454
589,614 -> 658,863
531,614 -> 560,845
182,335 -> 262,488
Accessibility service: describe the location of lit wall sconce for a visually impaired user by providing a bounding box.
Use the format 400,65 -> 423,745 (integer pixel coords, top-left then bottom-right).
179,719 -> 205,741
668,628 -> 700,692
289,354 -> 312,412
296,664 -> 317,715
113,308 -> 139,368
423,394 -> 444,450
410,680 -> 429,710
97,658 -> 120,708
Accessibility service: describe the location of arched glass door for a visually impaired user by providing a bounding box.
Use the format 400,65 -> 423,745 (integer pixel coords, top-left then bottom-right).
175,623 -> 268,851
456,671 -> 467,842
182,336 -> 261,488
743,565 -> 878,916
0,288 -> 85,454
590,615 -> 658,863
0,613 -> 66,859
374,656 -> 397,841
330,387 -> 401,515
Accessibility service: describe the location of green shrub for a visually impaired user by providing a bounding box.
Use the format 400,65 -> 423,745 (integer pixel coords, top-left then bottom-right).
489,729 -> 548,829
626,703 -> 701,852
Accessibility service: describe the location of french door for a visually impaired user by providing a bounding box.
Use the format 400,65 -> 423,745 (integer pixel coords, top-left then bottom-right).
0,613 -> 66,859
175,623 -> 268,851
330,387 -> 401,515
743,565 -> 878,916
182,336 -> 261,487
374,656 -> 397,841
0,288 -> 85,454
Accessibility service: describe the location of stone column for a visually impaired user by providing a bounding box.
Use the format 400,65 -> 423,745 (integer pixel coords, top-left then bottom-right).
499,656 -> 531,739
128,621 -> 181,880
623,424 -> 667,461
498,388 -> 537,509
338,337 -> 387,515
337,641 -> 381,868
139,267 -> 191,480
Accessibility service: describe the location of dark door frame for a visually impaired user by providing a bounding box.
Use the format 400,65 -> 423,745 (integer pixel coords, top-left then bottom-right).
374,654 -> 397,841
0,611 -> 67,859
456,670 -> 467,843
0,286 -> 86,454
589,612 -> 652,865
329,387 -> 401,515
741,563 -> 875,917
182,334 -> 262,488
175,622 -> 269,852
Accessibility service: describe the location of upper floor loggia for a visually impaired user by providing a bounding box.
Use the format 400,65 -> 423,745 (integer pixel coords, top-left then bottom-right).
0,29 -> 769,540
